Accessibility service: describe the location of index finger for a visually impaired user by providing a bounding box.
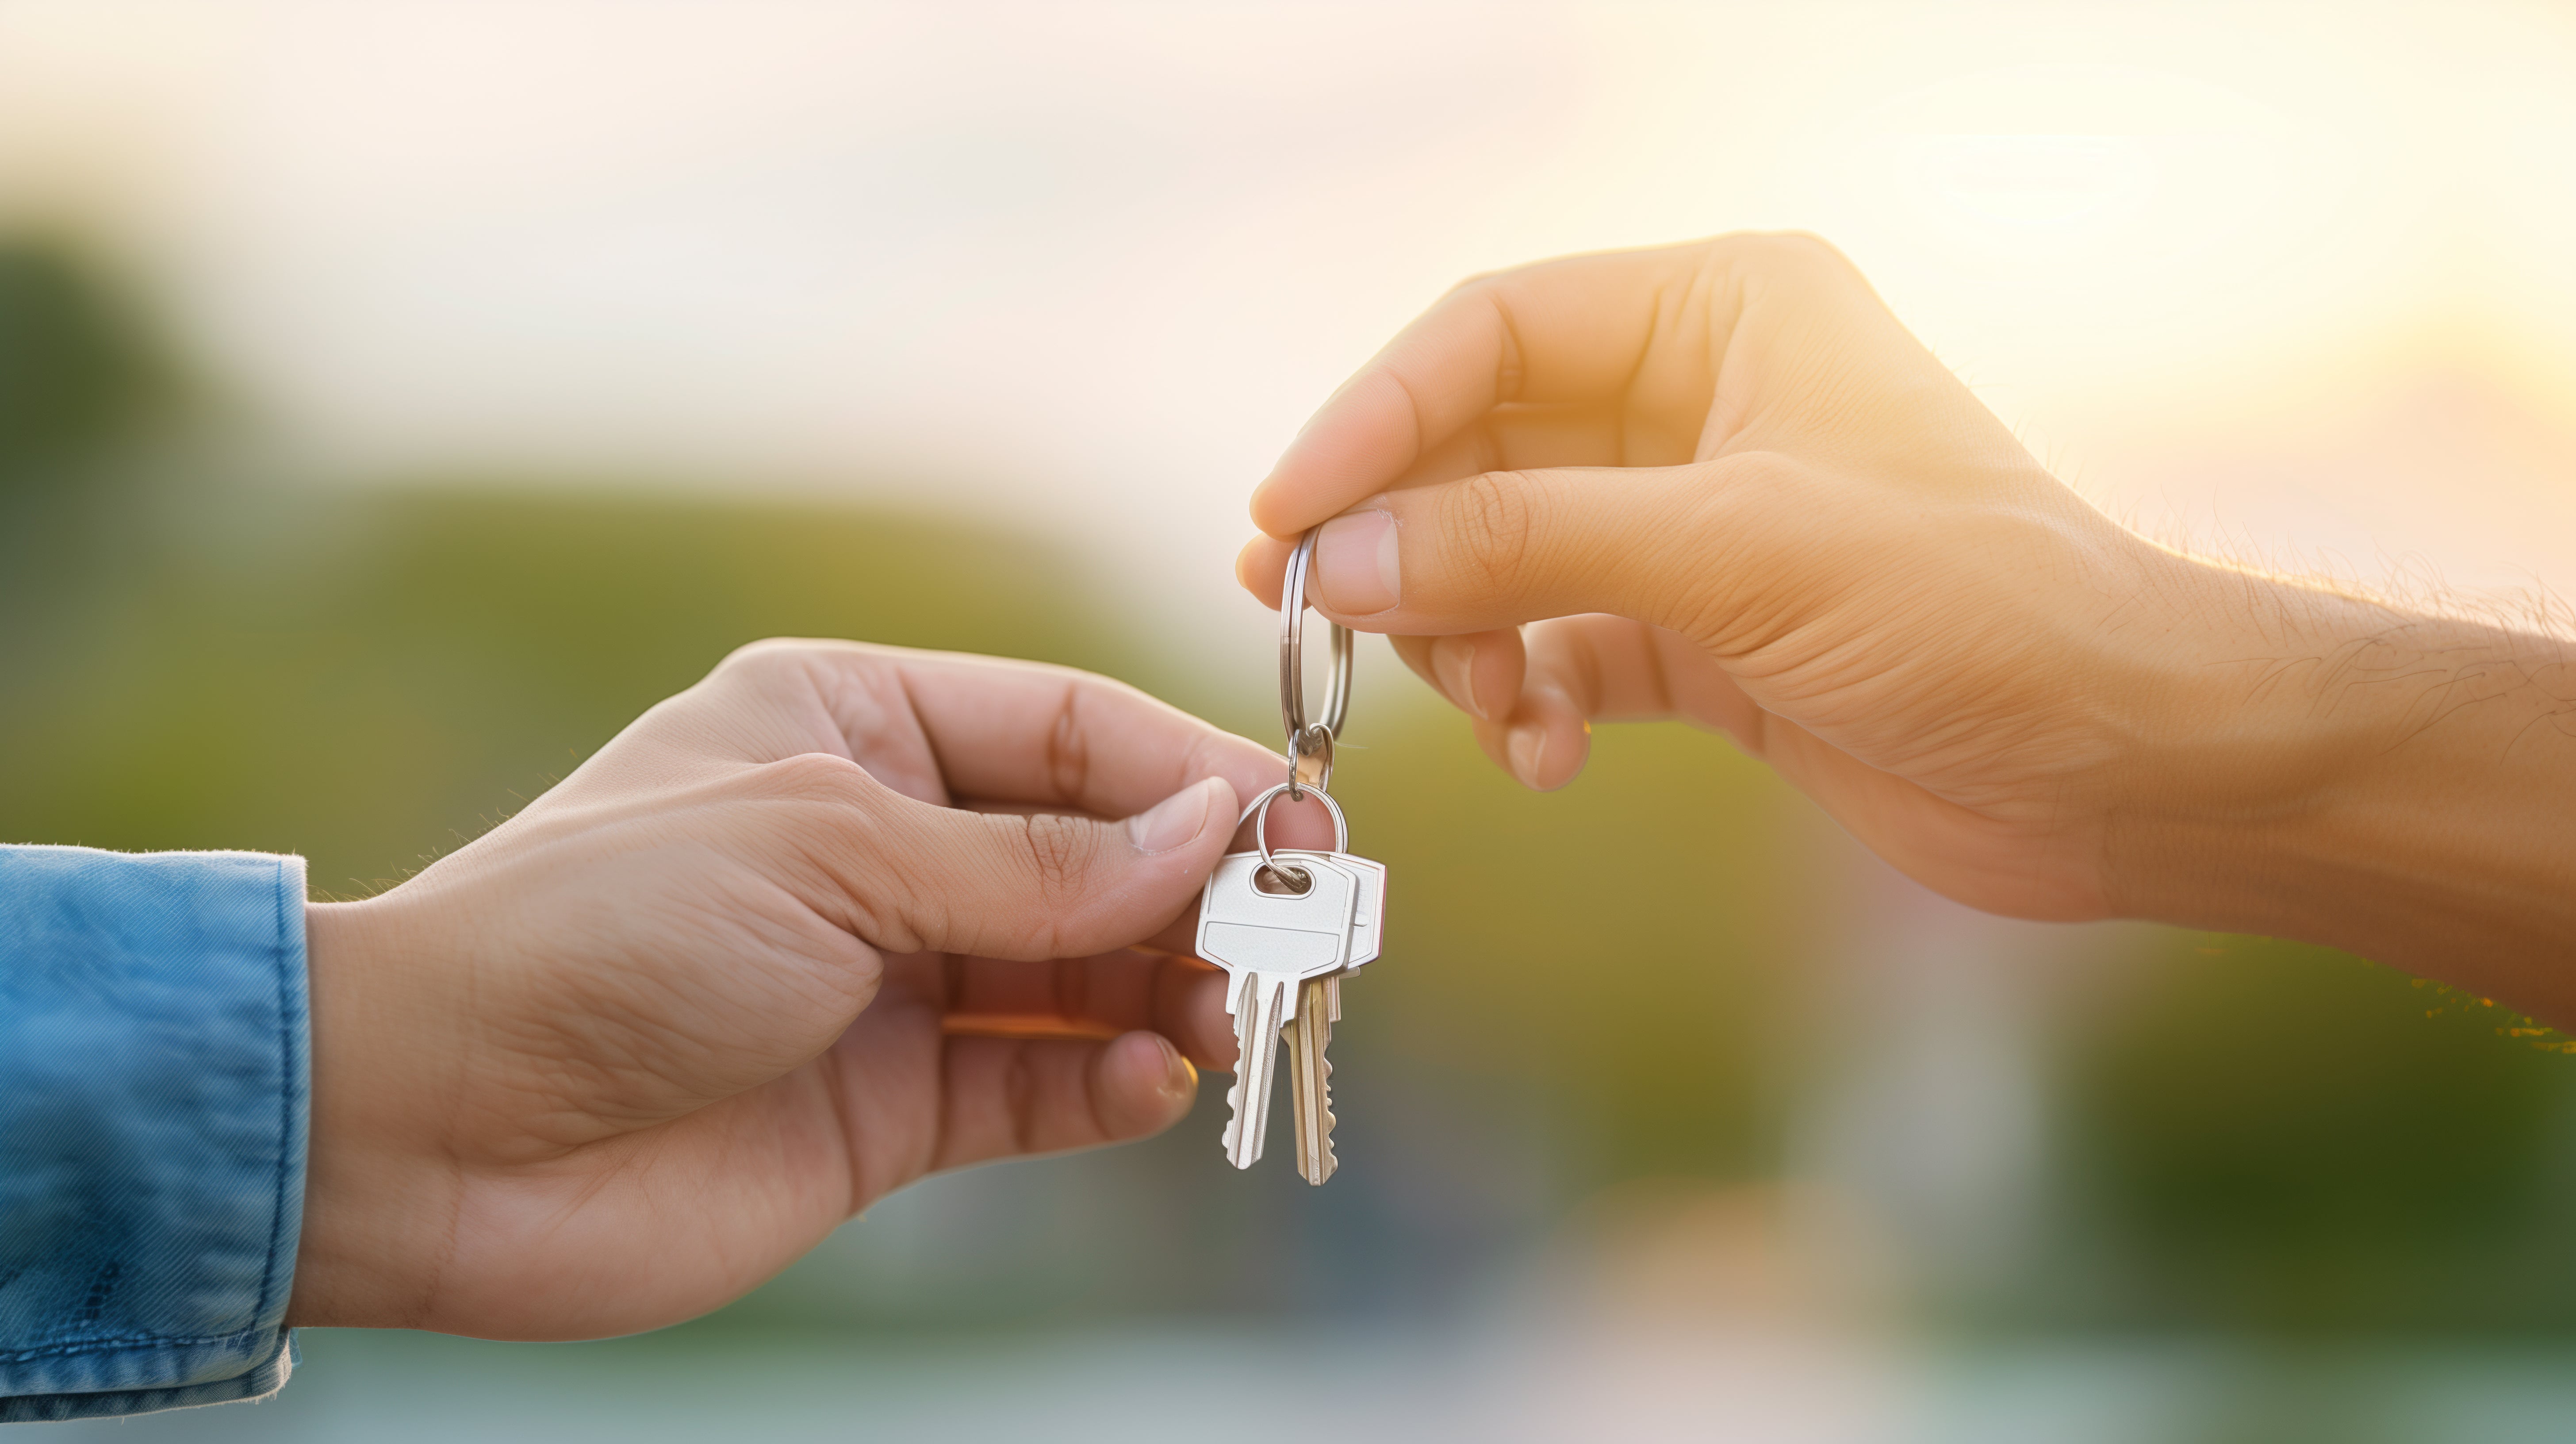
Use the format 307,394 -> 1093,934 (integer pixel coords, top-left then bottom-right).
851,645 -> 1291,822
1247,241 -> 1713,539
829,646 -> 1343,853
665,641 -> 1340,853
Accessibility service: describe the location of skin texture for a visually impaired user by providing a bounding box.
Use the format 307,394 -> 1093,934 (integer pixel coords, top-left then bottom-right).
289,640 -> 1333,1338
1239,233 -> 2576,1024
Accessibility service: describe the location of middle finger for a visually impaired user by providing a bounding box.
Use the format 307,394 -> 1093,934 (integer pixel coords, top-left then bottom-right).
940,948 -> 1235,1068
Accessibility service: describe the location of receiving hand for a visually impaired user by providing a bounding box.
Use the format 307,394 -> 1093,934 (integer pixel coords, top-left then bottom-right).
288,641 -> 1324,1338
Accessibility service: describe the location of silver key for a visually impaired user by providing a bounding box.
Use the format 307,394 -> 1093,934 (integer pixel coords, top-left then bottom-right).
1262,847 -> 1384,1183
1286,976 -> 1339,1184
1196,851 -> 1361,1168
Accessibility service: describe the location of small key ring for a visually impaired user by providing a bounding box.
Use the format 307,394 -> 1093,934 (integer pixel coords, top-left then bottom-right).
1239,782 -> 1349,879
1286,723 -> 1334,797
1278,526 -> 1354,755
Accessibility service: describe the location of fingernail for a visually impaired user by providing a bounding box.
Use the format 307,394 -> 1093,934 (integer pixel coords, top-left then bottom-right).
1432,637 -> 1484,718
1314,508 -> 1399,615
1506,722 -> 1546,788
1127,778 -> 1217,854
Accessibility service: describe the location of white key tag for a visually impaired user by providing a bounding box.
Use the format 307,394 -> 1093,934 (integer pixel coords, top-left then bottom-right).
1262,849 -> 1384,972
1197,851 -> 1359,1008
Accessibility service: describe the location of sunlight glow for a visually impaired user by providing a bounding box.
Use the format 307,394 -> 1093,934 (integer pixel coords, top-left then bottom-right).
2,1 -> 2573,649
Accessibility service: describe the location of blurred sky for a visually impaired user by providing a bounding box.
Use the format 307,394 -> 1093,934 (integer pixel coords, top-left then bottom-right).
4,0 -> 2576,655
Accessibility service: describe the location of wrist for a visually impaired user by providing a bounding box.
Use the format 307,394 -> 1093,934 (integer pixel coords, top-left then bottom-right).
288,897 -> 463,1329
2107,563 -> 2576,1010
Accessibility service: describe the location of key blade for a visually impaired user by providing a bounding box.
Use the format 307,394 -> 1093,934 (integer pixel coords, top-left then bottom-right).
1223,971 -> 1289,1169
1290,975 -> 1338,1185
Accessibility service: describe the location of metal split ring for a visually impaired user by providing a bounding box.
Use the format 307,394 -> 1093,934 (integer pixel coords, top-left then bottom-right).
1238,782 -> 1349,888
1287,723 -> 1334,796
1278,526 -> 1353,799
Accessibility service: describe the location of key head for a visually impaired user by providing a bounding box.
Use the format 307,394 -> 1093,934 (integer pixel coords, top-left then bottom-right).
1197,851 -> 1359,986
1267,849 -> 1385,972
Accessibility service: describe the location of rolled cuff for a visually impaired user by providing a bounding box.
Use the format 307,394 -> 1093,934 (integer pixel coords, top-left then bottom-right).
0,846 -> 310,1422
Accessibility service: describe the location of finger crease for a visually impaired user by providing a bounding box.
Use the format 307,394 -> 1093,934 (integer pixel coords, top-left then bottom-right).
1084,1053 -> 1118,1142
1045,680 -> 1091,806
1486,288 -> 1528,406
1386,365 -> 1433,472
1569,633 -> 1607,715
820,1048 -> 869,1218
1055,955 -> 1089,1024
886,664 -> 958,806
1615,274 -> 1671,468
1644,629 -> 1681,716
1005,1047 -> 1039,1154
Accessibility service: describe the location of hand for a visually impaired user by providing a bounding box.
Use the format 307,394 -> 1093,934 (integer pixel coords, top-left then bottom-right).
288,641 -> 1325,1338
1239,234 -> 2576,1016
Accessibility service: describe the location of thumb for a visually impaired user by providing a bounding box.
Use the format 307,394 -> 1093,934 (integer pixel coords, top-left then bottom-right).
1237,460 -> 1752,638
793,768 -> 1238,961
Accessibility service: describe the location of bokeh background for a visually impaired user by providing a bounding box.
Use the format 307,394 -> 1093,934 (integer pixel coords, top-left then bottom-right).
7,3 -> 2576,1440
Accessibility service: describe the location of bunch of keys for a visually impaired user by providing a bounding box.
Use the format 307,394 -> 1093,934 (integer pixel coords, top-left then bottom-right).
1197,527 -> 1387,1185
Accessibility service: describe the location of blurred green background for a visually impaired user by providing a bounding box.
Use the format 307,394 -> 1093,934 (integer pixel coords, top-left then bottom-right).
8,234 -> 2576,1440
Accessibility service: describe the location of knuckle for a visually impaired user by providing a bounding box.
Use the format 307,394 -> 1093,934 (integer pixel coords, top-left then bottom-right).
1442,469 -> 1538,596
1659,453 -> 1813,645
1706,229 -> 1856,290
1437,267 -> 1510,303
714,636 -> 805,675
711,637 -> 886,698
760,748 -> 878,806
737,753 -> 923,950
1763,229 -> 1846,263
709,638 -> 820,699
1707,446 -> 1803,498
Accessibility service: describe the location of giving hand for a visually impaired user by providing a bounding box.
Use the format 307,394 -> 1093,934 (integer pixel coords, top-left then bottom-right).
1242,235 -> 2576,1016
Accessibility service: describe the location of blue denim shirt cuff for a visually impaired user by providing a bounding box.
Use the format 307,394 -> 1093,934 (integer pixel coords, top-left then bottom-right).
0,846 -> 311,1423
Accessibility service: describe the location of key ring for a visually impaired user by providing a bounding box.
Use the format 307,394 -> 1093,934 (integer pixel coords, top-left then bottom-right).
1278,526 -> 1353,798
1288,723 -> 1334,796
1239,782 -> 1349,884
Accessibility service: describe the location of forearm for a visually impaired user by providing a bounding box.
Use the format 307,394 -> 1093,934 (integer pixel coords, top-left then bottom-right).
2112,568 -> 2576,1019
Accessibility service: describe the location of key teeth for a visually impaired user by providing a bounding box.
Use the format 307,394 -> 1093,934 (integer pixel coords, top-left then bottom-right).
1297,1045 -> 1336,1186
1220,973 -> 1273,1169
1318,1052 -> 1338,1182
1223,1075 -> 1258,1168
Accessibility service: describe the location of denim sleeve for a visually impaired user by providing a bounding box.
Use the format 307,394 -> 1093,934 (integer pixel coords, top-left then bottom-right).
0,845 -> 310,1423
